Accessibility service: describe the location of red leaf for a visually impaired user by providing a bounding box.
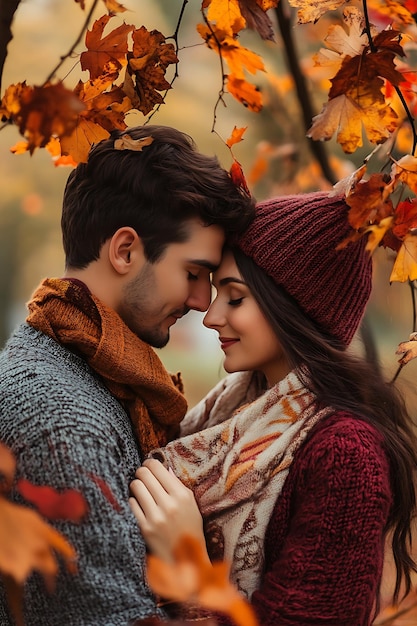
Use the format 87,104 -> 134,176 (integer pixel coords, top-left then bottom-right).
17,479 -> 88,522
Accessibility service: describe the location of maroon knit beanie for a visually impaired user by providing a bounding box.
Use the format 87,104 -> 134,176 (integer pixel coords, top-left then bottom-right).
234,191 -> 373,346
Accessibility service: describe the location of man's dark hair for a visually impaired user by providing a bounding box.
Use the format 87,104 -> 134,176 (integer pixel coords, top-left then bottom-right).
62,125 -> 255,268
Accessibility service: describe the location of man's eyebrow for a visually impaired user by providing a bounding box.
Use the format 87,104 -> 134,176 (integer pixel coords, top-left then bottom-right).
218,277 -> 247,286
188,259 -> 219,272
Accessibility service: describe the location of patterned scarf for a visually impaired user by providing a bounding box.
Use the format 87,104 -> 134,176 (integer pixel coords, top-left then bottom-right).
27,277 -> 187,455
151,369 -> 333,598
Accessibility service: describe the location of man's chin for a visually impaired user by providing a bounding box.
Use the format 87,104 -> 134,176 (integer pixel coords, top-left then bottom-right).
139,329 -> 170,349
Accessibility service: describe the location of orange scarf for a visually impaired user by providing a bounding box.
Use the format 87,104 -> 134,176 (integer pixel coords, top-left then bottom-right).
27,277 -> 187,455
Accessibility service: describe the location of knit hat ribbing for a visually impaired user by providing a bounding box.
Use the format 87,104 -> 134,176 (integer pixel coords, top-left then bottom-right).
234,191 -> 372,346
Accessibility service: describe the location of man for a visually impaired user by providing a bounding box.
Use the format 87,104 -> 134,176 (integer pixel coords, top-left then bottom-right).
0,125 -> 255,625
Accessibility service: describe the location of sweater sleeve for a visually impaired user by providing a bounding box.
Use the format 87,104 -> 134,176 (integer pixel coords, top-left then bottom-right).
0,326 -> 161,626
251,415 -> 392,626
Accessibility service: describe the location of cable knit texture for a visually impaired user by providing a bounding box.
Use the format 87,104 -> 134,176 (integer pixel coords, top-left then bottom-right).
0,324 -> 163,625
252,413 -> 392,626
235,192 -> 373,346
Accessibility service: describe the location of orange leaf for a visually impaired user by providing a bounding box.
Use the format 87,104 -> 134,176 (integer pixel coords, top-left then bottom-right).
0,495 -> 77,587
392,155 -> 417,194
146,535 -> 258,626
80,15 -> 133,80
226,126 -> 247,148
288,0 -> 345,24
345,173 -> 395,230
227,75 -> 262,112
102,0 -> 128,14
17,478 -> 88,522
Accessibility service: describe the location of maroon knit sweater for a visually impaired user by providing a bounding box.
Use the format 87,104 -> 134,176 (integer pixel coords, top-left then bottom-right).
251,411 -> 392,626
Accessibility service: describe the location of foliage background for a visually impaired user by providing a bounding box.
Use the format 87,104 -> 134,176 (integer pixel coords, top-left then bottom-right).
1,0 -> 417,411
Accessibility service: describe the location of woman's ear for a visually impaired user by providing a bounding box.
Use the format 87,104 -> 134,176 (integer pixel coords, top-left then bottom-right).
108,227 -> 145,275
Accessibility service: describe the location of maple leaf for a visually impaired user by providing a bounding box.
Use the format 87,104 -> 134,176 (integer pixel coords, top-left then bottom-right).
392,198 -> 417,239
17,479 -> 88,522
102,0 -> 128,15
226,126 -> 247,147
128,27 -> 178,115
0,496 -> 77,586
308,91 -> 398,153
1,82 -> 85,154
58,75 -> 130,163
396,333 -> 417,366
207,0 -> 246,36
287,0 -> 346,24
230,159 -> 251,194
391,154 -> 417,194
80,15 -> 133,80
390,234 -> 417,282
239,0 -> 278,41
227,75 -> 263,111
345,173 -> 395,229
146,535 -> 258,626
368,0 -> 417,26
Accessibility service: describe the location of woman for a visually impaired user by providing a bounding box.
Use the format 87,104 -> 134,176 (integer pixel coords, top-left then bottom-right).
129,192 -> 417,625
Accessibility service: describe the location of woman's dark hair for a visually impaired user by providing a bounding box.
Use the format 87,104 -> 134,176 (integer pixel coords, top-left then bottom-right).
62,125 -> 255,269
232,245 -> 417,602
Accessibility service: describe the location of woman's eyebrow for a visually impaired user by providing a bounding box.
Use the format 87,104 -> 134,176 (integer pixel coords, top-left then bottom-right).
218,277 -> 247,286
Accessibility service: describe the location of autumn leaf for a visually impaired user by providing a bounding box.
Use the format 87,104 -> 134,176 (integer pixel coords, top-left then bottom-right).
102,0 -> 128,15
80,15 -> 133,80
288,0 -> 346,24
127,26 -> 178,115
390,234 -> 417,282
207,0 -> 246,36
230,160 -> 251,194
1,82 -> 85,154
238,0 -> 278,41
0,442 -> 16,489
226,126 -> 247,147
345,173 -> 395,229
396,333 -> 417,366
227,75 -> 263,111
17,479 -> 88,522
391,155 -> 417,194
308,91 -> 398,153
146,535 -> 258,626
392,198 -> 417,239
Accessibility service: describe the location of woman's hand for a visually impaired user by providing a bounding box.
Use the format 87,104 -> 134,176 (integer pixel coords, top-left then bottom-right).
129,458 -> 209,563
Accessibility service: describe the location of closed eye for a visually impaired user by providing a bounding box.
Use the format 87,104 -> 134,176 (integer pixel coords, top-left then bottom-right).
188,272 -> 199,281
229,297 -> 243,306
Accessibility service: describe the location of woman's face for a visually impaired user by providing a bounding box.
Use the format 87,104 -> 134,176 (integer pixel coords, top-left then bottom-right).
203,250 -> 291,386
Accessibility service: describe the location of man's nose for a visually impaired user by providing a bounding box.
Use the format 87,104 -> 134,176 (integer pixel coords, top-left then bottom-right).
185,280 -> 212,312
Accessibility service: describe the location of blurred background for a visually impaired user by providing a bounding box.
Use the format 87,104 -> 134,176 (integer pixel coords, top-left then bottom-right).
1,0 -> 416,412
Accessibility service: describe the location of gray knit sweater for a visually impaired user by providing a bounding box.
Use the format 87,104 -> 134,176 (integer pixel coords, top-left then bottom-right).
0,323 -> 161,625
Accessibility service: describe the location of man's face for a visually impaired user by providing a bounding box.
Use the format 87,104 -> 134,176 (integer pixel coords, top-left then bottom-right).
118,219 -> 225,347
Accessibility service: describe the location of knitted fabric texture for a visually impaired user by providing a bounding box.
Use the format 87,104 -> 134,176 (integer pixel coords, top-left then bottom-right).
151,369 -> 333,598
234,191 -> 373,346
26,278 -> 187,454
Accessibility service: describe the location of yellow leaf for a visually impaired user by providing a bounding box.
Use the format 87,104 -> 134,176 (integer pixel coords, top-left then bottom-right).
60,119 -> 110,164
365,217 -> 395,253
207,0 -> 246,35
390,235 -> 417,282
391,154 -> 417,194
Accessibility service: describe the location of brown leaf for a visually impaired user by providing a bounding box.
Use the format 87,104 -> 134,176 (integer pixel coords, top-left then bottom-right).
114,134 -> 154,151
128,26 -> 178,115
239,0 -> 277,41
80,15 -> 133,80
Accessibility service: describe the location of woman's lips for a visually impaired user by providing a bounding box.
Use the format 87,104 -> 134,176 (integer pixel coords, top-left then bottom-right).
219,337 -> 239,350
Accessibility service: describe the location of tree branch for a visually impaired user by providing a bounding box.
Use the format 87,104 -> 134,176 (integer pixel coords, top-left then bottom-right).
274,0 -> 337,185
0,0 -> 20,96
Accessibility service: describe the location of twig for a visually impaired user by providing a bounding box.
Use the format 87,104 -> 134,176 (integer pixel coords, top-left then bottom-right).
43,0 -> 100,85
274,0 -> 337,186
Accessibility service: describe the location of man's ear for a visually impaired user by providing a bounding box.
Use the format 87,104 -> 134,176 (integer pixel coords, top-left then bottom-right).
108,227 -> 145,275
